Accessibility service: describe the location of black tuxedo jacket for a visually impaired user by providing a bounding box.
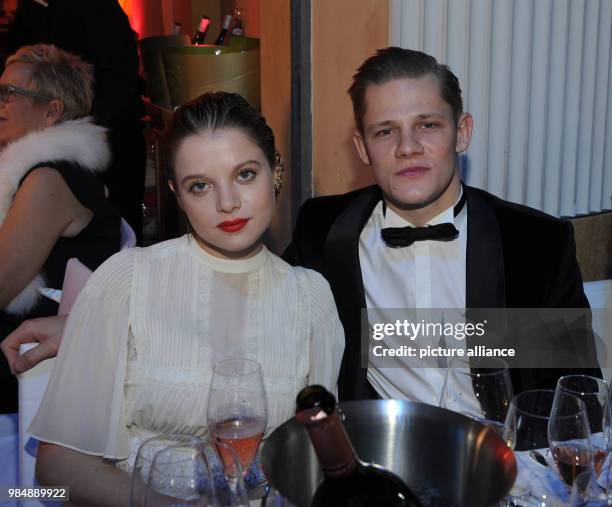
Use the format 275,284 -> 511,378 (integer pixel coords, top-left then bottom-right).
284,185 -> 600,400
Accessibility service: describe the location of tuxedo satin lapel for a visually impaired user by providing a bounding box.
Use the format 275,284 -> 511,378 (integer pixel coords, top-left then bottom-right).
325,186 -> 381,400
325,186 -> 381,307
465,187 -> 506,308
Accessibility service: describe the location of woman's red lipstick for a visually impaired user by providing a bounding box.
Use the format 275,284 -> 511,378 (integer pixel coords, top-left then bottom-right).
218,218 -> 249,232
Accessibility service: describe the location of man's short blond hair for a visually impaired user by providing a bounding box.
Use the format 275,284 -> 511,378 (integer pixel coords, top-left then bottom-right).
6,44 -> 94,122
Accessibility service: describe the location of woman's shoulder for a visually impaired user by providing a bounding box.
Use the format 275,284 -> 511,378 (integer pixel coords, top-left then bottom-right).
135,235 -> 191,260
268,252 -> 332,292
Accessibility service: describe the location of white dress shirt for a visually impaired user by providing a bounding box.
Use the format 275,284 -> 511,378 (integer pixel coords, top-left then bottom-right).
360,190 -> 480,409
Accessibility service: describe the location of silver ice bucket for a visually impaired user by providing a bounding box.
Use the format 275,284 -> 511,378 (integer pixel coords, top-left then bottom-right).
261,400 -> 516,507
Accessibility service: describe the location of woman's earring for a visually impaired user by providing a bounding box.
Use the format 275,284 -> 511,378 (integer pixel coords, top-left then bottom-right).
273,151 -> 284,198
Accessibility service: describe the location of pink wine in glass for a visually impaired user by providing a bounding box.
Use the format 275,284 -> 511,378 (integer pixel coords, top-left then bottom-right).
211,415 -> 266,473
551,442 -> 593,486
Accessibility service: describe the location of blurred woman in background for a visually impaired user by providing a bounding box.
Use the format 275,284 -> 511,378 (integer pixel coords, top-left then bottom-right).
0,43 -> 120,485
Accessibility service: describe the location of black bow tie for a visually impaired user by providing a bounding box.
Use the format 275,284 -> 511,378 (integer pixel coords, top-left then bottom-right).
381,222 -> 459,247
380,190 -> 465,248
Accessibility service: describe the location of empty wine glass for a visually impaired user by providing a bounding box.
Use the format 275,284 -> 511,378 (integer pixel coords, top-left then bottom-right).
441,356 -> 513,435
548,390 -> 593,488
557,375 -> 609,474
131,434 -> 201,507
207,358 -> 268,483
143,441 -> 218,506
503,390 -> 569,505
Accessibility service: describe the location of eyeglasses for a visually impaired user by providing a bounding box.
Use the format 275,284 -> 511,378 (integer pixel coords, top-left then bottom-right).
0,84 -> 53,103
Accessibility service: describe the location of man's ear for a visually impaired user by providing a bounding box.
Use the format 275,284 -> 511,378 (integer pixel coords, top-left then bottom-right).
352,130 -> 371,165
44,99 -> 64,127
455,112 -> 473,154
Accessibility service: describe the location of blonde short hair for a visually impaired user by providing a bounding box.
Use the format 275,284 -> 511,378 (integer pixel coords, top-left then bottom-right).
6,44 -> 94,122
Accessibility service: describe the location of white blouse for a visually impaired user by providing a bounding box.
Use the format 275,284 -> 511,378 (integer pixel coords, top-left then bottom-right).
30,236 -> 344,468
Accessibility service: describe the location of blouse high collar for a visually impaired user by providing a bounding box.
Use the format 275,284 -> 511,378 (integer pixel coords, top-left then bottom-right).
187,235 -> 269,273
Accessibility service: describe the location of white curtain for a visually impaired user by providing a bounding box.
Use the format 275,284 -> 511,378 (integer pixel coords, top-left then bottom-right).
390,0 -> 612,217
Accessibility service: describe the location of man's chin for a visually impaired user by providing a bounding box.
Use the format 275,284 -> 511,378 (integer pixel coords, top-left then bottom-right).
385,191 -> 440,212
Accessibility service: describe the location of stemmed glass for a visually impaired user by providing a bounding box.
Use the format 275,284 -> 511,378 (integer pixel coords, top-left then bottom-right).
143,441 -> 218,506
503,390 -> 575,506
131,434 -> 201,507
504,390 -> 557,452
548,390 -> 593,488
207,358 -> 268,485
441,356 -> 513,435
143,440 -> 249,507
570,470 -> 609,506
556,376 -> 609,474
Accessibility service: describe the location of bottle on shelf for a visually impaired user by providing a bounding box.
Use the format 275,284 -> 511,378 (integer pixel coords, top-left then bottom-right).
230,6 -> 245,37
295,385 -> 423,507
214,13 -> 233,46
191,15 -> 211,45
170,22 -> 182,36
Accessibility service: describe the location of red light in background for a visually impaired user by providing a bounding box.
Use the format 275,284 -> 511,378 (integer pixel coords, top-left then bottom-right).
118,0 -> 145,38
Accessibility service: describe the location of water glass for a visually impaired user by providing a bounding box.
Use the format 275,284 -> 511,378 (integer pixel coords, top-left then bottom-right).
143,440 -> 249,506
131,434 -> 201,507
144,441 -> 217,506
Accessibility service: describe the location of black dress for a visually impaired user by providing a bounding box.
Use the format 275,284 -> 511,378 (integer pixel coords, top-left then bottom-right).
0,161 -> 121,413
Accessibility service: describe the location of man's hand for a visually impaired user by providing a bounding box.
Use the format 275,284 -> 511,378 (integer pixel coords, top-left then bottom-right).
0,315 -> 67,374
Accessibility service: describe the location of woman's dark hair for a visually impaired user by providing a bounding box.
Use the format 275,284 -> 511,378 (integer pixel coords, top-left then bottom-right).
166,92 -> 276,181
348,47 -> 463,132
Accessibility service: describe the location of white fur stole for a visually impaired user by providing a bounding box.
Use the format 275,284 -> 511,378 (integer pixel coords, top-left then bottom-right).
0,118 -> 109,315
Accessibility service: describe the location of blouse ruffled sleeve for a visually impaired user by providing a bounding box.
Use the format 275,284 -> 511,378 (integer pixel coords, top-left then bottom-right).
305,270 -> 345,393
29,248 -> 134,460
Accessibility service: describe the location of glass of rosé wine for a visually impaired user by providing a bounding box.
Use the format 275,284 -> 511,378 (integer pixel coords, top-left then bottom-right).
207,359 -> 268,485
556,375 -> 609,477
548,390 -> 593,489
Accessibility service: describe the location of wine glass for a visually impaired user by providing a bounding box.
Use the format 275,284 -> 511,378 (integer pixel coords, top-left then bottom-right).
207,358 -> 268,482
548,390 -> 593,488
205,440 -> 249,507
569,469 -> 609,506
504,390 -> 556,451
131,434 -> 201,507
441,356 -> 513,435
503,390 -> 570,505
557,375 -> 609,474
143,441 -> 218,506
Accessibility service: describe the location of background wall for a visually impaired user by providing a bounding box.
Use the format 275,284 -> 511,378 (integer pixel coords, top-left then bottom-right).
390,0 -> 612,217
311,0 -> 389,196
260,0 -> 290,253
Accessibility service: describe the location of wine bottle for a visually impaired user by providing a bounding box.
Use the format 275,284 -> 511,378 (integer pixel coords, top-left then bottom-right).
191,15 -> 211,45
214,14 -> 233,46
230,7 -> 245,37
296,386 -> 423,507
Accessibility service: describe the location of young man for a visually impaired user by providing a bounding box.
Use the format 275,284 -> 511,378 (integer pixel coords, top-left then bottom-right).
284,47 -> 599,402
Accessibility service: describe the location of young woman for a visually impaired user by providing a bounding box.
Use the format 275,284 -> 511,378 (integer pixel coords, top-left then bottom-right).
30,92 -> 344,506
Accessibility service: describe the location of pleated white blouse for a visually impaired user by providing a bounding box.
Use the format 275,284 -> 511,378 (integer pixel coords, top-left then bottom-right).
29,235 -> 344,470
